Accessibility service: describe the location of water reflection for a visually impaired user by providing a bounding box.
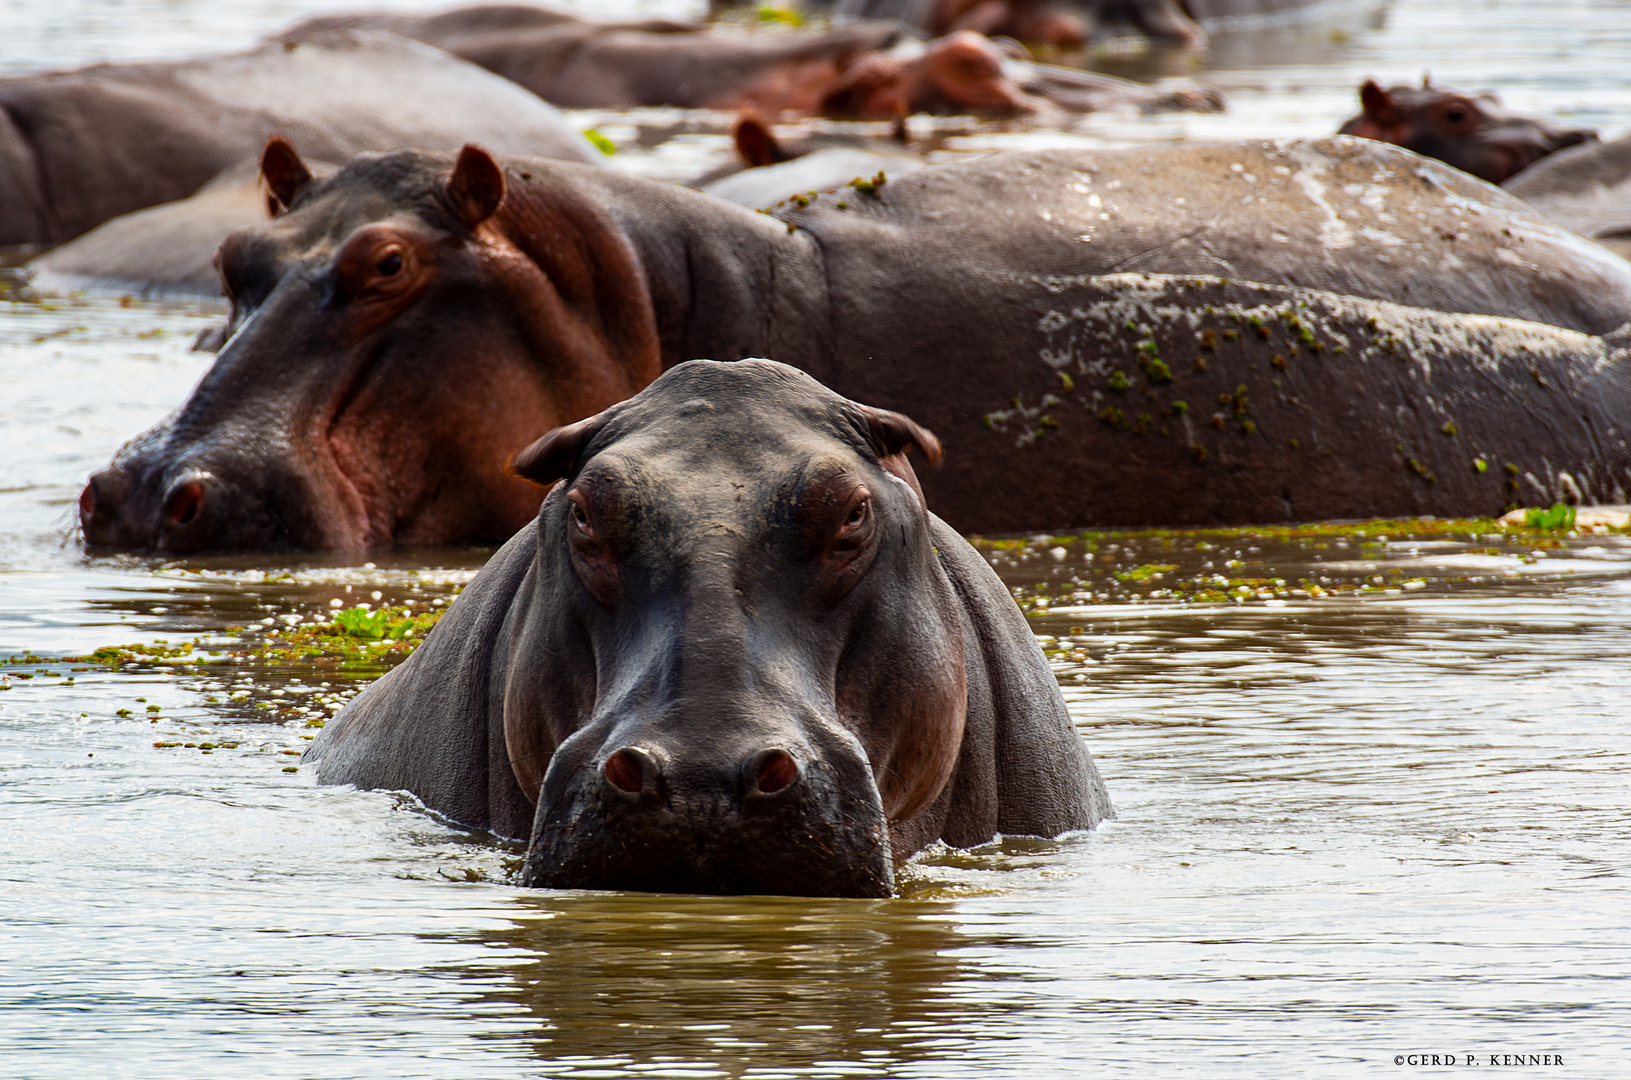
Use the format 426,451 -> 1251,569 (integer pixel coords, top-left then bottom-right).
460,893 -> 979,1078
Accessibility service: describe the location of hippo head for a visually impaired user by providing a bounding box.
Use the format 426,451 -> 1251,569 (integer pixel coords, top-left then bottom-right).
500,359 -> 953,897
79,138 -> 660,551
1338,79 -> 1597,185
821,32 -> 1042,119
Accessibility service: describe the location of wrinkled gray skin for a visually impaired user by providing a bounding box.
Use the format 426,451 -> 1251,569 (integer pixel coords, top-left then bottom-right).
1506,133 -> 1631,260
306,360 -> 1110,897
0,29 -> 598,249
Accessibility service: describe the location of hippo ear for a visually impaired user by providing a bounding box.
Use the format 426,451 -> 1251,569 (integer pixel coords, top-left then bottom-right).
732,112 -> 789,167
444,144 -> 506,229
261,136 -> 313,212
509,414 -> 606,488
859,405 -> 942,466
1359,79 -> 1397,122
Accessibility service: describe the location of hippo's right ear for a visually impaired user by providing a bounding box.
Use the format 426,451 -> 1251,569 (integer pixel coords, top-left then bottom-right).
261,136 -> 313,212
859,405 -> 943,466
509,414 -> 606,488
444,144 -> 506,229
1359,79 -> 1397,122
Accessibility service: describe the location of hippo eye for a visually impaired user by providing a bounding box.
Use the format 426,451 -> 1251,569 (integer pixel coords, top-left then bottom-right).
840,499 -> 869,533
1445,108 -> 1467,124
377,250 -> 403,277
569,498 -> 594,538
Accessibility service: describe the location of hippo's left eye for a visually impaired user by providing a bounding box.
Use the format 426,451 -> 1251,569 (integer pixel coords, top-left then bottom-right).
377,250 -> 404,277
839,499 -> 869,536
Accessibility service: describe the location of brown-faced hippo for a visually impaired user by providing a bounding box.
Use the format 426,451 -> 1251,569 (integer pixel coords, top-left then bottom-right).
1505,133 -> 1631,259
0,30 -> 599,251
305,358 -> 1111,897
1337,78 -> 1596,185
81,136 -> 1631,551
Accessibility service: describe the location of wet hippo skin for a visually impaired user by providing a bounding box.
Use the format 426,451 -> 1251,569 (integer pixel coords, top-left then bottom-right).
0,29 -> 599,249
80,136 -> 1631,551
305,359 -> 1112,897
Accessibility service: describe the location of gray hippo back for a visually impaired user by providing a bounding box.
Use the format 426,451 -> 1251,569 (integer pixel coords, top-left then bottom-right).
305,359 -> 1109,897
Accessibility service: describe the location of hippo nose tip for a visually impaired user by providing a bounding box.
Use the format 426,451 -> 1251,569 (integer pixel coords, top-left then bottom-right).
745,748 -> 801,797
78,479 -> 98,519
602,746 -> 658,798
79,467 -> 133,544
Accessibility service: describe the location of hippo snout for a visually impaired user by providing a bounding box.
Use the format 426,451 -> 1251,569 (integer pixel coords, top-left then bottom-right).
79,455 -> 305,553
524,733 -> 894,898
81,464 -> 221,551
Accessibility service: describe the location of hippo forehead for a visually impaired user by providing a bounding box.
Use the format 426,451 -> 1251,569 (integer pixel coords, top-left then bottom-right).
584,360 -> 877,476
244,148 -> 468,262
565,361 -> 891,529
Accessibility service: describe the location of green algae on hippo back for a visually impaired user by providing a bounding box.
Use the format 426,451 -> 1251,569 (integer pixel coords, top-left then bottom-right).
966,272 -> 1631,525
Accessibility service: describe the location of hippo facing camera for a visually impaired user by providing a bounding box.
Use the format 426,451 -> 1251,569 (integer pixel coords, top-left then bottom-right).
305,359 -> 1111,897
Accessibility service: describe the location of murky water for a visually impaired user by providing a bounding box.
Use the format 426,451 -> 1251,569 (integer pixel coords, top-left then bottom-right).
5,1 -> 1631,1077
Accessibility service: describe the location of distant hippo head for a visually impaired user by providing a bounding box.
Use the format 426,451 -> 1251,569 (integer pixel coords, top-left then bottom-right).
1338,78 -> 1596,185
79,137 -> 661,551
502,359 -> 949,896
821,31 -> 1043,118
936,0 -> 1090,51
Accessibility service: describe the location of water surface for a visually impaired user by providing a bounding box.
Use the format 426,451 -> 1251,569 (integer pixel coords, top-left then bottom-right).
4,1 -> 1631,1076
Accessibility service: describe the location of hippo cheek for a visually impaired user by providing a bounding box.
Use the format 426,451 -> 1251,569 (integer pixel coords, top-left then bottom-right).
520,725 -> 894,898
854,663 -> 969,828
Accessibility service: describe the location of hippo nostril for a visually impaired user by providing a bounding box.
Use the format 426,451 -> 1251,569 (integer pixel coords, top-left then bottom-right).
162,480 -> 206,527
603,746 -> 652,795
750,748 -> 799,795
78,480 -> 97,518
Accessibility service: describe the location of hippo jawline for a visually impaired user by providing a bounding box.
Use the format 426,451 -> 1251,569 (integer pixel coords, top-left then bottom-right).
521,769 -> 897,899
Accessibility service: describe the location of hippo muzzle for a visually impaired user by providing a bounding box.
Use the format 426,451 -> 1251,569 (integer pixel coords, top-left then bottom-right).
527,720 -> 893,896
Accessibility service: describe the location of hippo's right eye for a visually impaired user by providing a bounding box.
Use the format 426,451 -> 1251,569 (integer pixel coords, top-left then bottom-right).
378,250 -> 403,277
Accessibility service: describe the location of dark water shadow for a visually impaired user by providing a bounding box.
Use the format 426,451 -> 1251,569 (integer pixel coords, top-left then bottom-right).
449,890 -> 1000,1076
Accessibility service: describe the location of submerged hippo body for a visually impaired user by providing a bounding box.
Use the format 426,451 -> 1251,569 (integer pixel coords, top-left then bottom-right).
82,136 -> 1631,551
24,158 -> 339,301
0,30 -> 598,249
306,359 -> 1111,897
283,9 -> 920,115
1506,133 -> 1631,259
1337,79 -> 1595,185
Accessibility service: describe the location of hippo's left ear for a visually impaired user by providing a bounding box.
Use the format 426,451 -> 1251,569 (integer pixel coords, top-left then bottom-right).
443,144 -> 507,229
508,413 -> 607,488
261,136 -> 313,213
859,405 -> 942,466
